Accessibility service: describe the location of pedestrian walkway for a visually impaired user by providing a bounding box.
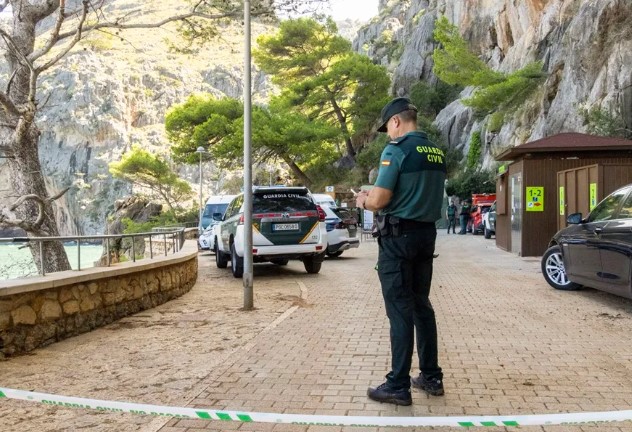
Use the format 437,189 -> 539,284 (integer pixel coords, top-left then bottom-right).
3,233 -> 632,431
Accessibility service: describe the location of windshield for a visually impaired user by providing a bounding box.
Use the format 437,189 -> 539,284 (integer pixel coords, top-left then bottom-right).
203,203 -> 229,220
254,192 -> 316,212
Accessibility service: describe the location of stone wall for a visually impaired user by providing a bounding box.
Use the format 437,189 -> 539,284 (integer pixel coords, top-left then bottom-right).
0,243 -> 198,358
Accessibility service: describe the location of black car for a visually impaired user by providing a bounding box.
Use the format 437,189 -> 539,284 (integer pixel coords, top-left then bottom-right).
541,183 -> 632,298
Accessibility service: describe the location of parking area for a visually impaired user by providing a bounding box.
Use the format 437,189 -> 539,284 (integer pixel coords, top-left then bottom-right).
2,233 -> 632,431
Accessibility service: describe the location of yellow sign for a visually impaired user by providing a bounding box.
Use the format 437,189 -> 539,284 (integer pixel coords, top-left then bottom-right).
526,187 -> 544,212
590,183 -> 597,210
559,187 -> 565,216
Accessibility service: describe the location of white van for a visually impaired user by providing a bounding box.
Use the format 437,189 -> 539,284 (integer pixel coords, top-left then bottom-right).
198,195 -> 236,250
311,193 -> 337,208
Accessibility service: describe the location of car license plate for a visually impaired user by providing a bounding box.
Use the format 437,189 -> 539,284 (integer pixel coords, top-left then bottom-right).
273,223 -> 299,231
348,224 -> 356,230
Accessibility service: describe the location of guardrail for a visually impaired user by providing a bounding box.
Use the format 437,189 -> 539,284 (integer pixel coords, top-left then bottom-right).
0,228 -> 186,277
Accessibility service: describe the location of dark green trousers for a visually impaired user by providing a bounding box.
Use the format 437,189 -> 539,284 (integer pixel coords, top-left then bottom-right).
377,226 -> 442,390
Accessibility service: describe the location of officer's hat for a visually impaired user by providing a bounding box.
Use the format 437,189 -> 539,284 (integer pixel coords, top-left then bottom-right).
377,97 -> 418,132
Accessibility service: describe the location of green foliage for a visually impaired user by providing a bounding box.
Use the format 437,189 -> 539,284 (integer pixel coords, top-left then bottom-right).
165,95 -> 243,164
410,80 -> 462,119
356,135 -> 390,171
165,94 -> 340,188
463,61 -> 545,116
579,105 -> 630,138
432,16 -> 545,119
254,18 -> 390,156
488,111 -> 505,132
109,146 -> 192,212
445,169 -> 495,199
121,208 -> 197,234
432,16 -> 504,87
467,131 -> 482,169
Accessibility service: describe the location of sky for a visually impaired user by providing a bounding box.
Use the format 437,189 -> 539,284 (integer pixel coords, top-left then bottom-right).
326,0 -> 379,21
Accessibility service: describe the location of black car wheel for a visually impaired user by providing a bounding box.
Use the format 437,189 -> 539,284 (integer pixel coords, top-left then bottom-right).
303,256 -> 322,274
230,242 -> 244,278
484,226 -> 492,239
215,240 -> 228,269
541,245 -> 581,290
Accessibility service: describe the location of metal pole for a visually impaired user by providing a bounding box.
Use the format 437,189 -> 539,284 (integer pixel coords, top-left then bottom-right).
77,238 -> 81,271
149,235 -> 153,259
199,150 -> 203,229
131,235 -> 136,262
106,238 -> 111,267
163,233 -> 167,256
39,241 -> 45,276
243,0 -> 254,310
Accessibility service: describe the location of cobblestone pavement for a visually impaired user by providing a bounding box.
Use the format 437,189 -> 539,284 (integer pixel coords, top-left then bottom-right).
3,233 -> 632,432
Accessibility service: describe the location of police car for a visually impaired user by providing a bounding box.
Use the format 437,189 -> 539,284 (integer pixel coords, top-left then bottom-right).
214,187 -> 327,278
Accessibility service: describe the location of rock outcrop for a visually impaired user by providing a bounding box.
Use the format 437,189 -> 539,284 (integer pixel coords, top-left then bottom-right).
355,0 -> 632,167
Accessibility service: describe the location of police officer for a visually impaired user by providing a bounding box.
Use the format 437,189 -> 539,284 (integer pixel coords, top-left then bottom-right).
356,97 -> 446,406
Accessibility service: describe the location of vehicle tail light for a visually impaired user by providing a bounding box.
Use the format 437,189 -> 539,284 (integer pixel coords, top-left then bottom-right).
252,249 -> 258,254
316,205 -> 326,222
238,215 -> 244,225
316,245 -> 323,251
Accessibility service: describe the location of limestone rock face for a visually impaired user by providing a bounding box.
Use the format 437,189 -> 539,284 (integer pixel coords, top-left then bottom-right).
0,2 -> 274,236
356,0 -> 632,166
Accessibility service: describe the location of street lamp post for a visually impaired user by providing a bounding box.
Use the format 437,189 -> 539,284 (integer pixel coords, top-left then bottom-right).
195,146 -> 206,230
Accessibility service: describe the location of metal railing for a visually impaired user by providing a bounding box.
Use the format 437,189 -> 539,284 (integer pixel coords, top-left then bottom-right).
0,228 -> 186,277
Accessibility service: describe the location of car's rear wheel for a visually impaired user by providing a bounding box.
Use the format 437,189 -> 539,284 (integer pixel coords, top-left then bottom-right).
303,256 -> 322,274
230,242 -> 244,278
541,245 -> 580,290
271,258 -> 289,266
215,240 -> 228,269
327,251 -> 343,258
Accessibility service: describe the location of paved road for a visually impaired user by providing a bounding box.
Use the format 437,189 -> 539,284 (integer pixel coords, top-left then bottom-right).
2,233 -> 632,431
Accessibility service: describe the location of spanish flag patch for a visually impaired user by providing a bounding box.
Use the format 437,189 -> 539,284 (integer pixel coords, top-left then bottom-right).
381,160 -> 391,166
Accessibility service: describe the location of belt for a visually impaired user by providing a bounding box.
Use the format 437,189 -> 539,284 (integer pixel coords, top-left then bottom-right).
398,218 -> 435,230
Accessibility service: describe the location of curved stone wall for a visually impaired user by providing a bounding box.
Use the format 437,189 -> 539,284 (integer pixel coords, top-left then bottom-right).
0,242 -> 198,358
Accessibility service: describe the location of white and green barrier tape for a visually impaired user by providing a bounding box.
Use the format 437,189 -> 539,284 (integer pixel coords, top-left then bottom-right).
2,386 -> 632,428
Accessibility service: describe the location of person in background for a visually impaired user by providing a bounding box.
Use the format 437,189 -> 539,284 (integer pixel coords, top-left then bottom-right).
458,200 -> 471,235
356,97 -> 446,406
446,200 -> 457,234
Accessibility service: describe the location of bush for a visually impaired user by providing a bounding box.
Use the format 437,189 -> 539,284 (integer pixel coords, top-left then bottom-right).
467,130 -> 482,169
410,80 -> 462,119
445,169 -> 495,199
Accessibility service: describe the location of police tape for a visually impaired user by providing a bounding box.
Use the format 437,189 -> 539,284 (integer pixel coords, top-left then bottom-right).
2,386 -> 632,428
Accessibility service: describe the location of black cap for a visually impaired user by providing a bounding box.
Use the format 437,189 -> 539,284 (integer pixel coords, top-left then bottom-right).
377,97 -> 418,132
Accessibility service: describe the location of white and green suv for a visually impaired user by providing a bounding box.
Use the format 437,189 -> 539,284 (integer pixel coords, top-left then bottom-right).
215,187 -> 327,278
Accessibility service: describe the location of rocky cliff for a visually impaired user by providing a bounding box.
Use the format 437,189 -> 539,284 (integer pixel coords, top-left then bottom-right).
354,0 -> 632,167
0,0 -> 272,236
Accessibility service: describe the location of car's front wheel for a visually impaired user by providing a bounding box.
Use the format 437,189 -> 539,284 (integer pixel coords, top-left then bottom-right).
230,242 -> 244,278
484,225 -> 492,239
541,245 -> 581,290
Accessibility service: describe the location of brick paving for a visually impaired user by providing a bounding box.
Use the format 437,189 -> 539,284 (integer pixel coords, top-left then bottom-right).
3,232 -> 632,431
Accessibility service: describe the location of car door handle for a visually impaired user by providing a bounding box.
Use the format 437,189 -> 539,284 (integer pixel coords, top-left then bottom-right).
593,227 -> 603,235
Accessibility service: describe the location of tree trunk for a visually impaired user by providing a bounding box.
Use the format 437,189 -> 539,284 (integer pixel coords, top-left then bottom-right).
280,155 -> 312,188
0,0 -> 71,274
327,93 -> 356,159
4,125 -> 71,273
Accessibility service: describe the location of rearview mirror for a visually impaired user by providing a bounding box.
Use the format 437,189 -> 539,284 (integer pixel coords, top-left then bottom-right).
213,212 -> 223,221
567,213 -> 583,224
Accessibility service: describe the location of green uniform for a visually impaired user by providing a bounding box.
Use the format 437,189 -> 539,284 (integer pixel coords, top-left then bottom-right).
373,131 -> 447,391
375,132 -> 447,222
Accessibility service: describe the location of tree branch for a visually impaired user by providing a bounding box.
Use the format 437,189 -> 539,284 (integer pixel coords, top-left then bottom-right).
0,187 -> 71,232
54,10 -> 238,42
0,89 -> 20,117
36,0 -> 89,73
28,0 -> 67,63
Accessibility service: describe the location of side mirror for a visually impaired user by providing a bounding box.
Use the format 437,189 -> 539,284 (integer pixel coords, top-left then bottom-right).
567,213 -> 583,224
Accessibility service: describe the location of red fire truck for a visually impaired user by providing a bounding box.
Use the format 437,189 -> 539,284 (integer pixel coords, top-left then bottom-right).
470,193 -> 496,235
